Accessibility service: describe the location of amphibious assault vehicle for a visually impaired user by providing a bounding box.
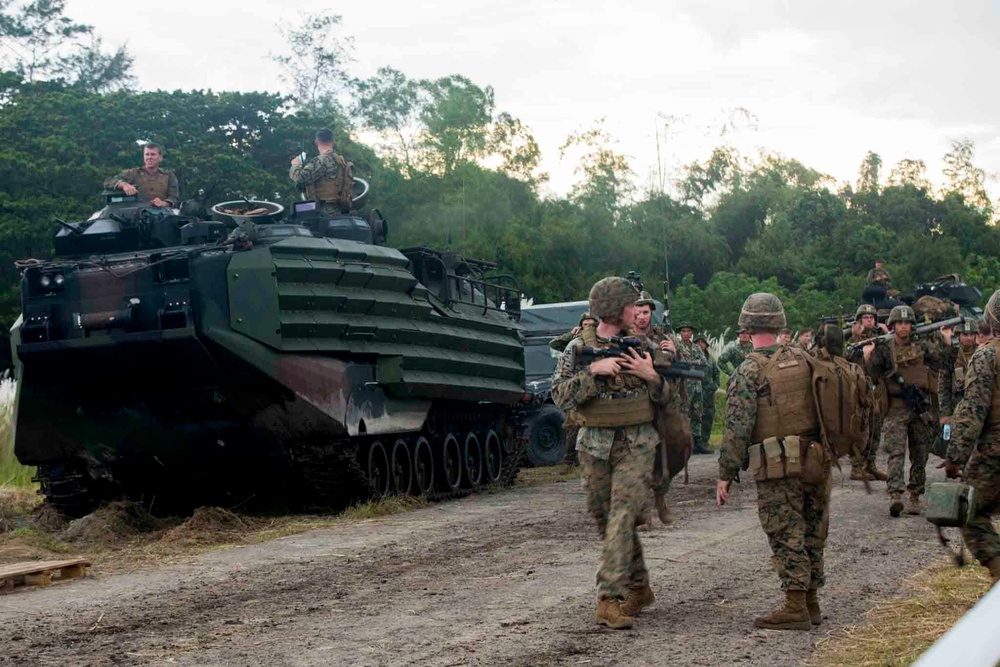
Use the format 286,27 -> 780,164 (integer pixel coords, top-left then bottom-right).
10,186 -> 525,515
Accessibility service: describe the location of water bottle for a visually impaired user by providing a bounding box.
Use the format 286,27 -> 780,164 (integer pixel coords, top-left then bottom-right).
943,423 -> 952,441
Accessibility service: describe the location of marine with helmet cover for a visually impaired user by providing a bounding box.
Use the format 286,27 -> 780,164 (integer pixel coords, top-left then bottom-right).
938,319 -> 979,423
551,277 -> 678,629
863,304 -> 951,517
846,303 -> 890,482
717,293 -> 832,630
943,289 -> 1000,584
695,332 -> 721,452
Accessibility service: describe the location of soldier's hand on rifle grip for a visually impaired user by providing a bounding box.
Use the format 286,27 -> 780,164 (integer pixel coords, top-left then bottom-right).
716,480 -> 732,506
589,357 -> 622,377
619,347 -> 659,382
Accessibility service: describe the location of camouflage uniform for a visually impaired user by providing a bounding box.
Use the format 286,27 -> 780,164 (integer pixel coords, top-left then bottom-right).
290,151 -> 340,210
866,267 -> 892,287
938,341 -> 976,419
552,278 -> 673,625
104,167 -> 179,207
697,335 -> 721,446
675,334 -> 708,453
846,324 -> 885,476
719,346 -> 831,594
947,307 -> 1000,576
718,339 -> 754,376
718,293 -> 830,630
865,306 -> 947,514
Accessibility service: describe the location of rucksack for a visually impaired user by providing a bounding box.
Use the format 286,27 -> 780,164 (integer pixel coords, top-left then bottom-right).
808,352 -> 874,459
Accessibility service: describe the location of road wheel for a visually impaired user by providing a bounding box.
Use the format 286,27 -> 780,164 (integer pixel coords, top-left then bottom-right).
525,405 -> 566,467
390,438 -> 413,496
366,440 -> 391,496
436,433 -> 463,493
413,437 -> 435,495
463,432 -> 483,489
483,430 -> 503,484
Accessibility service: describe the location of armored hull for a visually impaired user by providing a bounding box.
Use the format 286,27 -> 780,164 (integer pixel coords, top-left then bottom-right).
12,199 -> 526,515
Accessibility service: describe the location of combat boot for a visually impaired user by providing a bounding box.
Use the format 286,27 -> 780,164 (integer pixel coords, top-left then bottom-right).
655,492 -> 673,525
850,468 -> 866,481
806,589 -> 822,626
865,463 -> 889,481
986,557 -> 1000,584
595,598 -> 634,629
753,591 -> 812,631
889,492 -> 904,518
621,585 -> 655,616
906,493 -> 922,515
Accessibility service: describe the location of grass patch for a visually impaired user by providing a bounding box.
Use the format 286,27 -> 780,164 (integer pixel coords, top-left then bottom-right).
516,464 -> 580,487
5,526 -> 74,554
811,561 -> 991,667
0,378 -> 36,488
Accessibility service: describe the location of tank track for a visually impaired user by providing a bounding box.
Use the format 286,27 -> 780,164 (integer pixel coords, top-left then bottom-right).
290,402 -> 525,509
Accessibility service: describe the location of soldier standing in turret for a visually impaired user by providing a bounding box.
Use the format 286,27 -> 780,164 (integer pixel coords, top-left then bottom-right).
864,305 -> 950,517
290,128 -> 345,212
552,278 -> 677,629
847,304 -> 889,482
717,293 -> 831,631
943,291 -> 1000,585
718,327 -> 754,376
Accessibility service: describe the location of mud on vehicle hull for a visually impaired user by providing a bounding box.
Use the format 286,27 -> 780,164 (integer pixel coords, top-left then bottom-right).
13,228 -> 526,516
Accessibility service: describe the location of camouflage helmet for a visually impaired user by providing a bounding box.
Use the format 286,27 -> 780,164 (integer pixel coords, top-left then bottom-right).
677,321 -> 696,331
816,323 -> 845,357
579,311 -> 596,326
588,276 -> 640,320
855,303 -> 878,319
738,293 -> 786,331
957,319 -> 977,335
694,331 -> 709,345
887,305 -> 916,326
985,289 -> 1000,332
635,291 -> 656,310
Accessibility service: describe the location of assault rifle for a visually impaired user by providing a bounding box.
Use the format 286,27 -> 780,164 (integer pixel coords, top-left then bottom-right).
845,316 -> 963,354
577,336 -> 705,380
890,376 -> 936,425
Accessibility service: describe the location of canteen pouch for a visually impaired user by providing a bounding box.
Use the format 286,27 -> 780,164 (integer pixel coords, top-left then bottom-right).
784,435 -> 802,477
763,438 -> 784,480
801,441 -> 828,484
749,443 -> 765,482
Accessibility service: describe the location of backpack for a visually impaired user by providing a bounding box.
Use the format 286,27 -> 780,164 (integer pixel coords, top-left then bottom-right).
808,352 -> 874,459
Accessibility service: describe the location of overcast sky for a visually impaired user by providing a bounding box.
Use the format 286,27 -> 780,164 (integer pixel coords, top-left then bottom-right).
64,0 -> 1000,200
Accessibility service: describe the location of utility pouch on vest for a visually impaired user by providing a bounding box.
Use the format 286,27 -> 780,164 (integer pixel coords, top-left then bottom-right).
749,443 -> 765,482
801,441 -> 827,484
763,438 -> 784,480
784,435 -> 802,477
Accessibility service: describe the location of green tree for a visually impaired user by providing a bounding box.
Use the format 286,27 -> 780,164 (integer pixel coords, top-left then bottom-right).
271,12 -> 354,119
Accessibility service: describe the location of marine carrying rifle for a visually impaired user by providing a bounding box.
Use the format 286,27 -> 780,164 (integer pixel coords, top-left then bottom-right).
890,375 -> 936,425
845,316 -> 963,354
577,336 -> 705,380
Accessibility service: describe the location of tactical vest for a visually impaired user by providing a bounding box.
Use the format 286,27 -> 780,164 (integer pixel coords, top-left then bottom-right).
986,340 -> 1000,428
748,346 -> 820,443
572,326 -> 655,428
306,177 -> 339,202
888,339 -> 934,393
953,346 -> 975,394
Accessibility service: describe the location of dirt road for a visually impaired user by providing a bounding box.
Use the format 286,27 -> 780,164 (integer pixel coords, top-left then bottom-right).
0,456 -> 947,666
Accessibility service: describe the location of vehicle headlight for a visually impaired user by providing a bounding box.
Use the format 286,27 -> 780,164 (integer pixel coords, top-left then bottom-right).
53,273 -> 65,286
39,275 -> 51,287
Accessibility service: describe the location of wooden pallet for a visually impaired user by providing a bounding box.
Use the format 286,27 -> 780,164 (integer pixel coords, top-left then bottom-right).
0,558 -> 91,593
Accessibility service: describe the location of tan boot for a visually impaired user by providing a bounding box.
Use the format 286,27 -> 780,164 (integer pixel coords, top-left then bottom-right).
806,589 -> 822,626
906,493 -> 922,515
655,492 -> 673,525
850,468 -> 866,481
753,591 -> 812,631
595,598 -> 634,629
621,585 -> 655,617
865,464 -> 889,481
985,557 -> 1000,584
889,492 -> 904,518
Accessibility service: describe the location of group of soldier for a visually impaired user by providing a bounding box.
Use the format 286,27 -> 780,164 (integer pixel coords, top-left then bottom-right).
551,273 -> 1000,633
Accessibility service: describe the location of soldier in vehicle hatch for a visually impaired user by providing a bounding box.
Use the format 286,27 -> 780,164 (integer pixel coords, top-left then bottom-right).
290,128 -> 347,212
867,259 -> 892,288
552,277 -> 677,629
105,142 -> 179,208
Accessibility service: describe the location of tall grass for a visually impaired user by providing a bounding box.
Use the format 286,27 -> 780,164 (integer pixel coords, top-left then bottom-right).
0,379 -> 36,487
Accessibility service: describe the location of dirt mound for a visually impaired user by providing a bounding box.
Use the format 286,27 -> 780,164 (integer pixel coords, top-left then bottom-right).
62,501 -> 166,545
0,487 -> 39,533
30,503 -> 69,532
159,507 -> 251,547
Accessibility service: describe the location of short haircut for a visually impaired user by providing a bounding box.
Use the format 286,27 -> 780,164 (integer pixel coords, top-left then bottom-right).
315,128 -> 334,143
799,328 -> 813,336
143,142 -> 163,155
779,328 -> 792,335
